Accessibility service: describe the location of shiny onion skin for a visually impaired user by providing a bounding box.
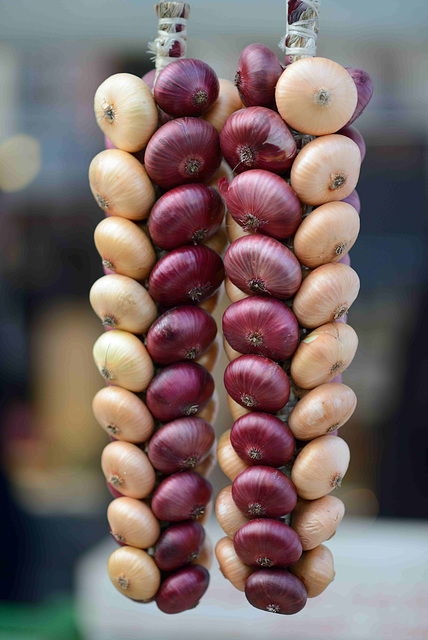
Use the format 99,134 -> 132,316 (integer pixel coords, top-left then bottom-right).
224,235 -> 302,299
222,297 -> 299,361
154,58 -> 219,117
148,245 -> 225,306
145,118 -> 222,190
338,125 -> 366,161
151,471 -> 212,522
224,354 -> 290,412
233,518 -> 302,568
156,565 -> 210,614
345,68 -> 374,127
147,416 -> 215,473
146,306 -> 217,365
154,521 -> 205,572
342,189 -> 361,214
218,170 -> 301,239
148,183 -> 225,250
220,107 -> 296,174
232,466 -> 297,518
146,361 -> 214,422
245,569 -> 307,615
230,412 -> 295,467
235,44 -> 283,107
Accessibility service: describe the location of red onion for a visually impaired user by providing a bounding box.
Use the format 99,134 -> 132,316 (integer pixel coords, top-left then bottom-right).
154,521 -> 205,571
235,44 -> 283,107
148,245 -> 225,306
219,170 -> 301,239
107,481 -> 124,499
225,354 -> 290,412
338,253 -> 351,267
230,412 -> 295,466
220,107 -> 296,174
147,416 -> 215,473
222,297 -> 299,361
245,569 -> 307,615
232,466 -> 297,518
147,306 -> 217,365
345,68 -> 374,126
341,189 -> 360,214
145,118 -> 222,190
151,471 -> 212,521
142,69 -> 156,90
234,519 -> 302,567
156,565 -> 210,614
224,235 -> 302,299
338,125 -> 366,161
154,59 -> 219,117
148,183 -> 225,249
146,362 -> 214,422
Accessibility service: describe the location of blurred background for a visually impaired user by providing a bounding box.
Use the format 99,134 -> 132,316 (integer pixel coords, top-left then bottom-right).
0,0 -> 427,638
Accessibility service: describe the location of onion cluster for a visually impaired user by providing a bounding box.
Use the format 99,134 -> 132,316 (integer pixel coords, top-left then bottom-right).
217,19 -> 372,615
88,12 -> 243,613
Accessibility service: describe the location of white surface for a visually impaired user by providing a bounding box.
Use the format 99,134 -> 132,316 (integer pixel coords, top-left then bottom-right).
75,516 -> 428,640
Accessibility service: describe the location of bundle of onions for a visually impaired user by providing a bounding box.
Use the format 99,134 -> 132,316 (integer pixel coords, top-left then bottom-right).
215,0 -> 372,615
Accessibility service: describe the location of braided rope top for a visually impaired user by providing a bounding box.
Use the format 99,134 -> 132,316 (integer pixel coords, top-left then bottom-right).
279,0 -> 321,61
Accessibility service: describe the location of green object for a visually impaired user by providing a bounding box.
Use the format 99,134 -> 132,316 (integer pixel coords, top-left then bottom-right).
0,596 -> 81,640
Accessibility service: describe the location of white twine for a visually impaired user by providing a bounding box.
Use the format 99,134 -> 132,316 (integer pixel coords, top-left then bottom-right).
278,0 -> 320,59
148,16 -> 188,76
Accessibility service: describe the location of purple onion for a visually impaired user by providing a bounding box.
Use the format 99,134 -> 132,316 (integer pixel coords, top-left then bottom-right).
225,354 -> 290,412
154,521 -> 205,571
156,565 -> 210,614
341,189 -> 360,214
345,68 -> 374,126
338,253 -> 351,267
234,518 -> 302,567
338,125 -> 366,161
151,471 -> 212,522
142,68 -> 156,90
230,412 -> 295,467
146,362 -> 214,422
154,59 -> 219,117
235,44 -> 283,107
245,569 -> 307,615
232,465 -> 297,518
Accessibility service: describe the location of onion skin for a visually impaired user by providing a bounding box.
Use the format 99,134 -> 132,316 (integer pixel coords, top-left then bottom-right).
217,430 -> 250,481
224,355 -> 290,413
156,565 -> 210,614
235,44 -> 283,108
203,79 -> 242,133
230,412 -> 295,467
146,361 -> 214,422
154,59 -> 219,117
107,546 -> 161,602
224,234 -> 302,299
345,68 -> 374,126
107,497 -> 160,549
101,441 -> 155,499
290,545 -> 335,598
92,386 -> 154,443
215,537 -> 254,591
154,521 -> 205,572
145,117 -> 222,190
337,125 -> 366,161
147,417 -> 215,474
342,189 -> 361,214
291,495 -> 345,550
245,569 -> 307,615
146,306 -> 217,365
220,107 -> 296,175
215,485 -> 250,538
148,183 -> 225,250
151,471 -> 212,522
234,519 -> 302,568
218,170 -> 301,239
148,245 -> 225,306
232,465 -> 297,518
223,297 -> 299,361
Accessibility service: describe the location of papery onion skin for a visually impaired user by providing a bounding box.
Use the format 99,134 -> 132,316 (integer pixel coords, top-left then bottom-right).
148,183 -> 225,250
101,441 -> 156,499
223,297 -> 299,361
337,125 -> 366,161
230,412 -> 295,467
342,189 -> 361,214
141,68 -> 156,89
107,546 -> 161,601
220,107 -> 296,175
217,430 -> 250,481
156,565 -> 210,614
224,234 -> 302,299
107,497 -> 160,549
215,537 -> 254,591
154,59 -> 219,117
146,361 -> 214,422
291,495 -> 345,550
215,485 -> 250,538
193,535 -> 213,571
148,245 -> 225,306
146,306 -> 217,365
154,521 -> 205,572
203,78 -> 242,133
145,117 -> 222,190
92,386 -> 154,443
345,68 -> 374,126
234,519 -> 302,568
225,275 -> 250,303
151,471 -> 213,522
225,354 -> 290,412
235,44 -> 283,108
290,545 -> 335,598
147,416 -> 215,474
232,465 -> 297,518
195,334 -> 221,373
218,170 -> 301,239
245,569 -> 307,615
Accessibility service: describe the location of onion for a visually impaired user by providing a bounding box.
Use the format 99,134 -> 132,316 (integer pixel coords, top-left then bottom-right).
154,521 -> 205,571
101,441 -> 155,499
234,518 -> 302,568
145,117 -> 222,190
148,183 -> 225,250
345,67 -> 374,126
218,170 -> 301,239
108,546 -> 160,601
225,354 -> 290,412
154,58 -> 219,117
291,495 -> 345,550
151,471 -> 212,522
232,465 -> 297,518
217,430 -> 249,481
230,412 -> 295,467
215,485 -> 250,538
92,386 -> 154,443
148,245 -> 225,306
342,189 -> 361,214
156,565 -> 209,614
235,44 -> 283,107
290,545 -> 335,598
203,78 -> 242,133
224,275 -> 249,303
220,107 -> 296,174
107,497 -> 160,549
245,569 -> 307,615
337,125 -> 366,161
215,537 -> 254,591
